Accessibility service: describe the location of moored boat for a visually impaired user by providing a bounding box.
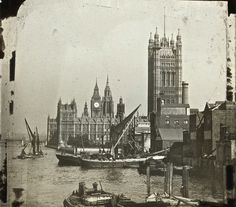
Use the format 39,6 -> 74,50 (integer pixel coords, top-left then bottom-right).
80,157 -> 147,169
81,153 -> 165,169
17,119 -> 44,160
146,193 -> 199,206
63,182 -> 133,207
17,152 -> 43,160
56,153 -> 82,166
138,163 -> 192,176
80,105 -> 147,169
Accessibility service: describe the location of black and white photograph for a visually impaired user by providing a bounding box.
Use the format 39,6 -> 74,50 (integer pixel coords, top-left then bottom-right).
1,0 -> 236,206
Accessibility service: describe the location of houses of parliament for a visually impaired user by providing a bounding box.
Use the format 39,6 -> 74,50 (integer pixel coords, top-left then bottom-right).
148,23 -> 190,151
47,77 -> 125,145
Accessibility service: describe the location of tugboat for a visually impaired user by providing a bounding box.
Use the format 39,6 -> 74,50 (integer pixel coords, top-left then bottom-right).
17,119 -> 44,159
63,182 -> 133,207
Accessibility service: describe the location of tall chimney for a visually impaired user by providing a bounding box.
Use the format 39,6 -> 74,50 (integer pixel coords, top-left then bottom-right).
182,81 -> 189,104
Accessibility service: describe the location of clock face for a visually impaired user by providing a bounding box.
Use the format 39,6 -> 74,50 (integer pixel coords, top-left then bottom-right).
94,102 -> 100,108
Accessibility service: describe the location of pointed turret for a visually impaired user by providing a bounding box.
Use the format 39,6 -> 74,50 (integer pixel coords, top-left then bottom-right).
58,98 -> 62,106
154,27 -> 158,39
116,97 -> 125,122
103,75 -> 114,118
106,75 -> 109,85
176,29 -> 181,42
104,75 -> 112,97
92,79 -> 101,99
83,102 -> 89,117
95,78 -> 99,90
176,29 -> 182,52
71,98 -> 77,112
149,32 -> 154,45
154,27 -> 159,47
170,33 -> 174,47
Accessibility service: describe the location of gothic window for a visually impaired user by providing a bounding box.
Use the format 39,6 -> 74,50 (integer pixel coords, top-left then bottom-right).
162,72 -> 165,87
167,72 -> 170,86
9,100 -> 14,115
160,72 -> 162,86
165,72 -> 168,86
10,51 -> 16,81
172,73 -> 175,86
166,99 -> 170,104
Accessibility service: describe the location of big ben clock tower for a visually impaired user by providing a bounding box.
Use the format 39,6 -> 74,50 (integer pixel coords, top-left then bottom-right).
91,80 -> 102,118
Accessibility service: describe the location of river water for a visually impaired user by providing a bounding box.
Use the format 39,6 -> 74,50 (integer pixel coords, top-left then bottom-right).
7,141 -> 222,207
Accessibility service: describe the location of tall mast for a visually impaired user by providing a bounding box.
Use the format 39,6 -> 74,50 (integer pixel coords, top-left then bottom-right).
25,118 -> 36,154
36,127 -> 40,153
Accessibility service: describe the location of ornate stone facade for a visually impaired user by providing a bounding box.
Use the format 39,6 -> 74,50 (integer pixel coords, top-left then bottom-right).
147,27 -> 189,115
47,79 -> 124,146
148,24 -> 190,152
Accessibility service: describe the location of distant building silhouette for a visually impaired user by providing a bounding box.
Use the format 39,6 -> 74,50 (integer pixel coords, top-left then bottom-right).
116,97 -> 125,122
47,78 -> 125,146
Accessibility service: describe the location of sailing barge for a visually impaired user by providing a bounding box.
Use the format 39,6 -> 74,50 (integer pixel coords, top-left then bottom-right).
17,119 -> 43,159
79,105 -> 160,168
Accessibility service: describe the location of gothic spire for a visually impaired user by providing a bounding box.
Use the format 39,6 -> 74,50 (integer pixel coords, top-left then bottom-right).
106,75 -> 109,86
95,78 -> 98,90
154,27 -> 159,39
83,102 -> 89,117
170,33 -> 174,47
58,97 -> 62,105
176,28 -> 181,43
104,75 -> 111,97
93,79 -> 100,98
149,32 -> 153,44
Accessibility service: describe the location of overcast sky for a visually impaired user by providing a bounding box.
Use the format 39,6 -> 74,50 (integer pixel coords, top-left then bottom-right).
6,0 -> 228,135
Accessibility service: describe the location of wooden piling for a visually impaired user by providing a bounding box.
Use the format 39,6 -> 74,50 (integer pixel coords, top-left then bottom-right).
223,165 -> 227,204
169,162 -> 173,196
146,162 -> 151,196
182,165 -> 189,198
164,162 -> 173,196
226,165 -> 236,206
164,164 -> 168,193
210,161 -> 216,197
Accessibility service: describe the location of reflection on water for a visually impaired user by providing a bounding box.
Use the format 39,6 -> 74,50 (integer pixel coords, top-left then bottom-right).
106,169 -> 124,183
7,141 -> 220,207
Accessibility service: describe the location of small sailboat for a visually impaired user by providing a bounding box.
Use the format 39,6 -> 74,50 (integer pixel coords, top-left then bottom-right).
17,119 -> 44,159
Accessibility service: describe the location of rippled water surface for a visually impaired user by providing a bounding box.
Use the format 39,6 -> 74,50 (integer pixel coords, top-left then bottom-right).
7,142 -> 221,207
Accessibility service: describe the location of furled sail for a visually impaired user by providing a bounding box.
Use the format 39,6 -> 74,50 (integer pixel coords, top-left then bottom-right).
25,118 -> 36,155
110,105 -> 141,155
